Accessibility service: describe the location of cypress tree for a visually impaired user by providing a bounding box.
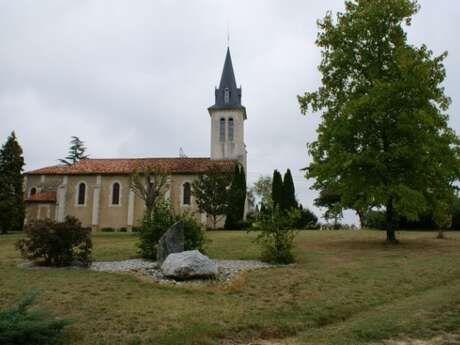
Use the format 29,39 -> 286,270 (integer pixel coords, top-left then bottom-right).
283,169 -> 297,211
224,164 -> 247,229
0,132 -> 25,233
272,170 -> 283,210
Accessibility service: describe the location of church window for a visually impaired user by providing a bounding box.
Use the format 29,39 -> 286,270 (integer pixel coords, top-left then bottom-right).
183,182 -> 191,205
219,118 -> 226,142
30,187 -> 37,197
111,182 -> 120,205
228,118 -> 234,141
224,88 -> 230,103
77,182 -> 86,205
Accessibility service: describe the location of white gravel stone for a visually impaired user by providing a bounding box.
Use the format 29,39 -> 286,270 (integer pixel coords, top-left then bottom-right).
90,259 -> 157,272
88,257 -> 272,284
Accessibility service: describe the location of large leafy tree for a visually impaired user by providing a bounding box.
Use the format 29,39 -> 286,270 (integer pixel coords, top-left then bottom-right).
0,132 -> 25,233
59,136 -> 89,165
192,165 -> 233,229
299,0 -> 460,243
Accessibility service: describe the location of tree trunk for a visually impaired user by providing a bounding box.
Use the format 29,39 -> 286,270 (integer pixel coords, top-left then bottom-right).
386,229 -> 397,243
437,229 -> 445,239
357,210 -> 366,229
386,200 -> 398,244
213,215 -> 217,230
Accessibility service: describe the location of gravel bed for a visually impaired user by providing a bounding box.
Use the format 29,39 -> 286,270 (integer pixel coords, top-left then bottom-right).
90,259 -> 157,272
90,258 -> 272,285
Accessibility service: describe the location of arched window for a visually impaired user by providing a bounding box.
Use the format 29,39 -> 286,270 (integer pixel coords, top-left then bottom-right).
111,182 -> 120,205
77,182 -> 86,205
183,182 -> 191,205
228,117 -> 234,141
224,88 -> 230,103
30,187 -> 37,197
219,118 -> 226,142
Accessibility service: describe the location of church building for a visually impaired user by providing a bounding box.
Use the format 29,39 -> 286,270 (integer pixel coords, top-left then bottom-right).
23,48 -> 247,230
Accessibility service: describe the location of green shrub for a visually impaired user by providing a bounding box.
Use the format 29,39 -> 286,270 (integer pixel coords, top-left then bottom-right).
100,227 -> 115,232
118,227 -> 128,233
138,202 -> 208,259
0,290 -> 71,345
16,216 -> 92,267
137,201 -> 175,259
254,207 -> 300,264
294,206 -> 319,229
181,213 -> 207,253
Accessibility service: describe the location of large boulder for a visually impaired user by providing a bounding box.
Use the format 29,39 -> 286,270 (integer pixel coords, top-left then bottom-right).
161,250 -> 218,280
157,221 -> 184,263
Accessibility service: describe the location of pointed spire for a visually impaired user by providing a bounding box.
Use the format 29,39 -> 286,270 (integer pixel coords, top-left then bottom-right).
218,48 -> 238,91
209,47 -> 245,118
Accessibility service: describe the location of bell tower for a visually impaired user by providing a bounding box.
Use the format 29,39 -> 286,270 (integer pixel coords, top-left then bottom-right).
208,47 -> 247,171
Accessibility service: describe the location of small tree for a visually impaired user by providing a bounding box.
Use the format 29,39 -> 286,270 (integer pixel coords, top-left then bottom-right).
131,167 -> 170,258
129,167 -> 169,216
0,290 -> 71,345
254,207 -> 300,264
59,136 -> 89,166
192,165 -> 233,229
0,132 -> 25,233
132,167 -> 208,258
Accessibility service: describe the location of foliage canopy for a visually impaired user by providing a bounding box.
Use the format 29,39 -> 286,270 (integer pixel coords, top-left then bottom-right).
299,0 -> 460,242
192,164 -> 233,229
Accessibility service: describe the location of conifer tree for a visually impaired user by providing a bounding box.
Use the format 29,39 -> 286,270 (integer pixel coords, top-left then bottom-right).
0,132 -> 25,233
225,164 -> 247,229
272,170 -> 284,209
59,136 -> 89,165
283,169 -> 297,211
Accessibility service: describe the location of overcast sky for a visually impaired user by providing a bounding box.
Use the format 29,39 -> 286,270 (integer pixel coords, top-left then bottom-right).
1,0 -> 459,224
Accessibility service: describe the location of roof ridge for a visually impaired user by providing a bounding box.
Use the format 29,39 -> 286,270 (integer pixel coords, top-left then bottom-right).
24,157 -> 237,175
81,157 -> 212,161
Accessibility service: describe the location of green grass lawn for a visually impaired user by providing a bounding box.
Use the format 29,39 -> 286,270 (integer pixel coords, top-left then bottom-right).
1,230 -> 460,345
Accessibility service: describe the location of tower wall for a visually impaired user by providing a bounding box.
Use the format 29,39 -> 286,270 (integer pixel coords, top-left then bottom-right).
210,109 -> 246,168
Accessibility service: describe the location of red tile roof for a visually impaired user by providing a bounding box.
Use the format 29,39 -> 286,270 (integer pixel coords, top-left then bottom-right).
25,157 -> 236,176
25,191 -> 57,203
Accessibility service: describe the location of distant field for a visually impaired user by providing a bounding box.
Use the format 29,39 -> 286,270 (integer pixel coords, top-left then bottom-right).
1,230 -> 460,345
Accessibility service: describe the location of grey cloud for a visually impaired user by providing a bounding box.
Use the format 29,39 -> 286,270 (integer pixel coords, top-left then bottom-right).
1,0 -> 458,225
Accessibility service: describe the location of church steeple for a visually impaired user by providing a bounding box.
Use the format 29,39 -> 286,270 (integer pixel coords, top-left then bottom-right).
209,48 -> 246,118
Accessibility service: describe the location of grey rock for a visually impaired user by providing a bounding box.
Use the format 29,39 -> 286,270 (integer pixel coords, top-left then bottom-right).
157,221 -> 184,263
161,250 -> 218,280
